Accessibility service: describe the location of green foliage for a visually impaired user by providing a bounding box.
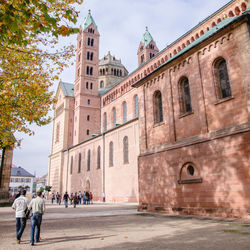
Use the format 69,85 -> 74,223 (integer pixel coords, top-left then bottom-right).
45,185 -> 52,192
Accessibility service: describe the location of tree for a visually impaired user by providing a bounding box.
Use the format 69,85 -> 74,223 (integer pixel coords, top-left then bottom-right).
45,185 -> 51,192
0,0 -> 83,147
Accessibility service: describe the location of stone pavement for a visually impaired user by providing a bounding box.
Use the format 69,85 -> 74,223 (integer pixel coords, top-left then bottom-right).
1,202 -> 250,249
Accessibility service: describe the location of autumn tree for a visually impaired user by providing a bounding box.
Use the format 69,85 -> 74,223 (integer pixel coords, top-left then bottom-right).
0,0 -> 83,147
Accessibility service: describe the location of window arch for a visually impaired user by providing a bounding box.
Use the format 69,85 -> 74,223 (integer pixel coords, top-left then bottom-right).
123,101 -> 127,123
153,90 -> 163,123
90,67 -> 93,75
100,80 -> 104,88
103,112 -> 107,131
90,83 -> 93,89
87,149 -> 91,171
86,82 -> 89,89
214,58 -> 232,99
87,129 -> 89,135
178,162 -> 202,184
70,156 -> 73,174
112,107 -> 116,127
178,77 -> 192,114
97,146 -> 101,169
109,141 -> 114,167
90,52 -> 93,61
91,38 -> 94,46
78,153 -> 81,173
134,95 -> 138,118
123,136 -> 129,164
87,38 -> 90,46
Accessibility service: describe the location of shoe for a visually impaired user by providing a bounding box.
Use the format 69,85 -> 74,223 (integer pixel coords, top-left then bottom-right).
30,243 -> 34,246
35,240 -> 40,243
16,239 -> 20,244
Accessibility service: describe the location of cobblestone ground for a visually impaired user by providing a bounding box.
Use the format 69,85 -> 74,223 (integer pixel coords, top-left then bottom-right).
1,202 -> 250,250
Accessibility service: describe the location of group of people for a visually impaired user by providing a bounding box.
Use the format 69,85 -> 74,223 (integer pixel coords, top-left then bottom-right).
12,190 -> 45,246
51,191 -> 93,208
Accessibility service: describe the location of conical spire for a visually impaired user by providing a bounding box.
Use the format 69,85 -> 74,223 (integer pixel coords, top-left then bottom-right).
81,10 -> 98,30
141,26 -> 154,47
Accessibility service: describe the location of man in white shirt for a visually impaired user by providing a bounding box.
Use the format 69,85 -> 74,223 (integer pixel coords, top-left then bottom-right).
12,189 -> 29,244
28,190 -> 45,246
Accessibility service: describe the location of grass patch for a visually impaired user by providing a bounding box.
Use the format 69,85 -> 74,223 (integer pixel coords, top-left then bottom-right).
242,224 -> 250,227
222,229 -> 250,235
136,213 -> 154,217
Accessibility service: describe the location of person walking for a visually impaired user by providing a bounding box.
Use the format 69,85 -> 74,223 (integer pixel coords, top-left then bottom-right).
73,192 -> 78,208
51,193 -> 55,204
89,192 -> 93,204
78,191 -> 82,205
28,190 -> 45,246
63,192 -> 69,208
12,189 -> 29,244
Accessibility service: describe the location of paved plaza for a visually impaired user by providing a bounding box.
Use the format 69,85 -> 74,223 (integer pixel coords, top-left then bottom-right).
1,202 -> 250,249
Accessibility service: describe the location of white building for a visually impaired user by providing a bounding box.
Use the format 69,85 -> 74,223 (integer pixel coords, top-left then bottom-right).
9,165 -> 34,195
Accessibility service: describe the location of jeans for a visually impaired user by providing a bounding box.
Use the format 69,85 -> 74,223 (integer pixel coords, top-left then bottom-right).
16,217 -> 26,240
30,213 -> 42,243
64,200 -> 68,208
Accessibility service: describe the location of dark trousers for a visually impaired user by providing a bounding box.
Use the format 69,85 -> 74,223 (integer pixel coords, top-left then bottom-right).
16,217 -> 27,240
30,213 -> 42,243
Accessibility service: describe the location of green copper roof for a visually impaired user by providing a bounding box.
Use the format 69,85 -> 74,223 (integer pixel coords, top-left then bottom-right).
141,27 -> 154,47
81,10 -> 98,30
60,81 -> 74,97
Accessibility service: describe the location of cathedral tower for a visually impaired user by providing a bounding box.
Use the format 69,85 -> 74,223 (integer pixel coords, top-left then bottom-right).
73,10 -> 101,144
137,27 -> 159,66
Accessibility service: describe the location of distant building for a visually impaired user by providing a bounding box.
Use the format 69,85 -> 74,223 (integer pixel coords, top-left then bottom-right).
34,174 -> 47,192
9,165 -> 35,195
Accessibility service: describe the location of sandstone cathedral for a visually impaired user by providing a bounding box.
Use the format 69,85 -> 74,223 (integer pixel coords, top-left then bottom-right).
48,0 -> 250,218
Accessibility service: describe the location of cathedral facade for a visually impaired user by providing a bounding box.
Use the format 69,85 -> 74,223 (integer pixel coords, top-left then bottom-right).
48,0 -> 250,217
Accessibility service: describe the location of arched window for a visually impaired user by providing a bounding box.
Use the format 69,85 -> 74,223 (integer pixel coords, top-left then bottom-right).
87,38 -> 90,46
100,69 -> 102,75
153,91 -> 163,123
123,136 -> 129,164
109,141 -> 114,167
114,69 -> 117,76
134,95 -> 138,118
78,153 -> 81,173
97,146 -> 101,169
87,150 -> 91,171
70,156 -> 73,174
179,77 -> 192,114
90,83 -> 93,89
214,58 -> 232,99
91,39 -> 94,46
120,70 -> 122,77
90,67 -> 93,75
112,107 -> 116,127
100,81 -> 104,88
87,115 -> 90,121
90,52 -> 93,61
86,82 -> 89,89
103,112 -> 107,131
87,51 -> 90,60
123,101 -> 127,123
87,129 -> 90,135
86,66 -> 89,75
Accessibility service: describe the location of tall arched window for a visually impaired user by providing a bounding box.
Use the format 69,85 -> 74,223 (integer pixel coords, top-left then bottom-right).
134,95 -> 138,118
70,156 -> 73,174
112,108 -> 116,127
179,77 -> 192,114
153,91 -> 163,123
103,112 -> 107,131
90,52 -> 93,61
100,81 -> 104,88
87,149 -> 91,171
87,38 -> 90,46
123,101 -> 127,123
90,83 -> 93,89
214,58 -> 232,99
97,146 -> 101,169
109,141 -> 114,167
123,136 -> 129,164
90,67 -> 93,75
86,66 -> 89,75
78,153 -> 81,173
91,39 -> 94,46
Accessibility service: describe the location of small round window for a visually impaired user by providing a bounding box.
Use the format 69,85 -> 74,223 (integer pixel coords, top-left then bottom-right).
187,165 -> 194,176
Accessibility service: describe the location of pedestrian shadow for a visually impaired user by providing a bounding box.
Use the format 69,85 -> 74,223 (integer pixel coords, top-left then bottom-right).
21,234 -> 115,246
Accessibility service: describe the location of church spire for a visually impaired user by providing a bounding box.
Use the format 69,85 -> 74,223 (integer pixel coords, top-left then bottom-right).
137,27 -> 159,66
81,9 -> 98,31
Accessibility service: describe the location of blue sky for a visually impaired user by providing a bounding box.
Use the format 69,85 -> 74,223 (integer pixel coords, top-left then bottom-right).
13,0 -> 230,177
